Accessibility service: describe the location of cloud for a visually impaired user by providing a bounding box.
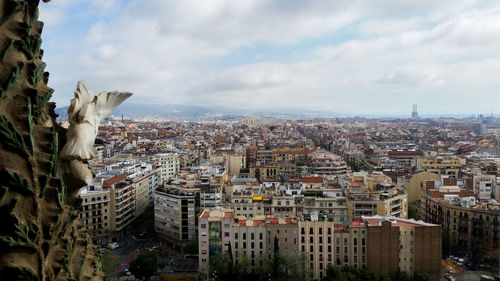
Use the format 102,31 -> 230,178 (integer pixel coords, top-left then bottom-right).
40,0 -> 500,115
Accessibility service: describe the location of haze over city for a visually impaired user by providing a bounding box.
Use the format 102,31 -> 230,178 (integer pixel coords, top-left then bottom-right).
40,0 -> 500,116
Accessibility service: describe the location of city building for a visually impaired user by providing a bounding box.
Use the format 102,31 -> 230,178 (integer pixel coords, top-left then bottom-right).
198,208 -> 235,271
419,187 -> 499,264
341,172 -> 408,219
420,153 -> 462,178
298,218 -> 335,280
153,153 -> 180,183
154,184 -> 199,243
364,216 -> 441,281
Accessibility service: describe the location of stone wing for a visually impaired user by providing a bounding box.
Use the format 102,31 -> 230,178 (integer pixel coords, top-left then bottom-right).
67,81 -> 95,122
93,91 -> 132,122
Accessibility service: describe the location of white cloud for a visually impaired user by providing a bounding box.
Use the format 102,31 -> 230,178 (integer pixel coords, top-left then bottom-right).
40,0 -> 500,115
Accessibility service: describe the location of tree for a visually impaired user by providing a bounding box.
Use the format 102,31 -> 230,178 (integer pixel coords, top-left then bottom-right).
408,205 -> 418,220
272,236 -> 281,278
227,243 -> 233,275
184,235 -> 198,256
101,250 -> 120,279
129,253 -> 158,280
413,271 -> 433,281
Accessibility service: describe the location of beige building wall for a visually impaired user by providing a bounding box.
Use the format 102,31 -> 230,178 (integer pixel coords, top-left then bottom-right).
233,224 -> 267,271
303,197 -> 348,224
227,155 -> 245,175
223,195 -> 266,218
298,221 -> 335,280
267,222 -> 299,255
134,178 -> 150,217
79,188 -> 112,245
347,194 -> 407,220
153,153 -> 180,182
333,227 -> 367,268
403,172 -> 440,204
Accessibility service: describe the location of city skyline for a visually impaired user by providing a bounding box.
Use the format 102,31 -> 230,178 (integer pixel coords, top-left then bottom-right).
41,1 -> 500,115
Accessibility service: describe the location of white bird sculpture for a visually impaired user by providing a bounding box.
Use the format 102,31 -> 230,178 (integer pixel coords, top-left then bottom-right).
60,81 -> 132,160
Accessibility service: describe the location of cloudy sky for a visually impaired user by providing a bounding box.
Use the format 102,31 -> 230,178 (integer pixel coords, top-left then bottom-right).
40,0 -> 500,116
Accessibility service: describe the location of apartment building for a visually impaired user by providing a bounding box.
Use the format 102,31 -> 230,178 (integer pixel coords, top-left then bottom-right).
198,209 -> 234,271
78,186 -> 111,245
419,188 -> 499,264
223,194 -> 267,218
132,169 -> 159,217
364,216 -> 441,281
309,149 -> 347,175
341,172 -> 408,219
333,222 -> 367,269
398,171 -> 440,204
154,184 -> 199,243
153,153 -> 180,183
233,217 -> 268,270
420,153 -> 462,178
303,196 -> 348,224
472,173 -> 496,200
266,217 -> 299,255
108,175 -> 136,234
200,167 -> 225,208
78,161 -> 161,245
298,219 -> 335,280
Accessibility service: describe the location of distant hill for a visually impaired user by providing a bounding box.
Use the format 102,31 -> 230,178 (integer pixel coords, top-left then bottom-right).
55,103 -> 335,120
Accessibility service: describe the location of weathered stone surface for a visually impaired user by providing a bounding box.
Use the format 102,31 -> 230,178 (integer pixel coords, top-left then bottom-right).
0,1 -> 105,280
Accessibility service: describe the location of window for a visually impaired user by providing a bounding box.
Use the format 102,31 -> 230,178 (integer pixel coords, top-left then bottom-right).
251,233 -> 254,240
201,224 -> 206,228
235,233 -> 238,239
328,228 -> 331,235
224,224 -> 230,228
319,228 -> 322,235
224,232 -> 230,237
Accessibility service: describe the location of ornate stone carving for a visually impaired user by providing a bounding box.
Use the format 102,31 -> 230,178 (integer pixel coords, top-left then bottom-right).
60,81 -> 132,161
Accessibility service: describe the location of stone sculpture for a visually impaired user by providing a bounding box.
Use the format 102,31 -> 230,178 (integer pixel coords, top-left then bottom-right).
60,81 -> 132,161
0,1 -> 110,280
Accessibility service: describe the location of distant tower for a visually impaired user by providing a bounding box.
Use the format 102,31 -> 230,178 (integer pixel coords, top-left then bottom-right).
411,104 -> 419,120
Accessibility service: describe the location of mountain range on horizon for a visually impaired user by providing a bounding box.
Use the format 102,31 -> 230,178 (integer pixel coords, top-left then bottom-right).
54,103 -> 498,120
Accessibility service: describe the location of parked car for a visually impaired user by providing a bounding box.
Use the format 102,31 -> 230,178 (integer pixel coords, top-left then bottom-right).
107,242 -> 119,250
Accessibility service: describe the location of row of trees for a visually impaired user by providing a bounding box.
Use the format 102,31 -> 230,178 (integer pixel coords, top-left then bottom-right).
322,265 -> 433,281
201,237 -> 310,281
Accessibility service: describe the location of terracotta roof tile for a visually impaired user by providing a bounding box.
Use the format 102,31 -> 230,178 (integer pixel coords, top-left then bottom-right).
103,174 -> 127,187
